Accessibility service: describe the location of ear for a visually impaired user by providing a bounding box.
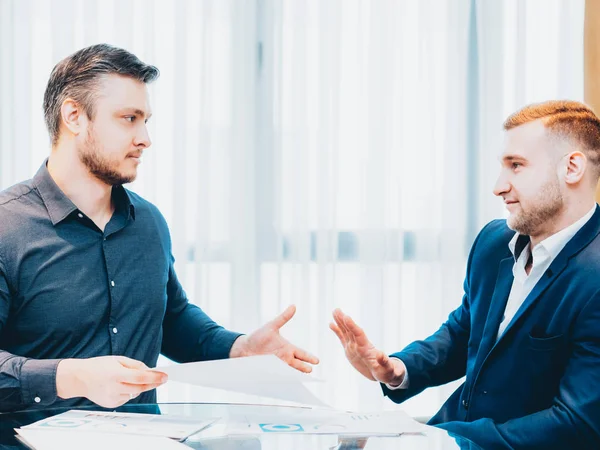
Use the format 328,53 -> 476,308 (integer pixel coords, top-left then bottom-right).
563,151 -> 587,185
59,98 -> 88,137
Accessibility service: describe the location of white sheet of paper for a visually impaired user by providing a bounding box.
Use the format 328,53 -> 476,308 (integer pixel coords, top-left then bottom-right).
22,409 -> 215,441
155,355 -> 329,407
15,428 -> 188,450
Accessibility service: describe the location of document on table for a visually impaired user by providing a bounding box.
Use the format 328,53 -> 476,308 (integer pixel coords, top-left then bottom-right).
15,428 -> 188,450
194,409 -> 425,438
20,409 -> 216,441
155,354 -> 329,407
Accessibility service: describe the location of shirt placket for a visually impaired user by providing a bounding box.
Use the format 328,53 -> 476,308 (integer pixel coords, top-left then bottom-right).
102,233 -> 120,355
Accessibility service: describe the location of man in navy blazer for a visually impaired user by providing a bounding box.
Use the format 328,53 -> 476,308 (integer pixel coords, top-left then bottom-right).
331,100 -> 600,449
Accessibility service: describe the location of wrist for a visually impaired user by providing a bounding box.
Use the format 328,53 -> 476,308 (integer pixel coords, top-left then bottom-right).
229,335 -> 249,358
56,359 -> 84,399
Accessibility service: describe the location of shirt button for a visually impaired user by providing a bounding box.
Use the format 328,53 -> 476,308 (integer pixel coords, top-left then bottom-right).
111,281 -> 115,287
34,396 -> 41,403
462,399 -> 469,409
77,213 -> 83,219
112,327 -> 118,334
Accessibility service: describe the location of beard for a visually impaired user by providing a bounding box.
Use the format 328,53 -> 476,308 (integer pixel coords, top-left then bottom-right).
507,176 -> 564,236
78,126 -> 136,186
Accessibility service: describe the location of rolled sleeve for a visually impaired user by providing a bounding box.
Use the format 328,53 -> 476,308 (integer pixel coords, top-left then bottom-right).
20,358 -> 62,406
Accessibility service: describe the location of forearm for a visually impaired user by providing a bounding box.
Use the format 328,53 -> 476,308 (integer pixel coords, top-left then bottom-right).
162,303 -> 242,362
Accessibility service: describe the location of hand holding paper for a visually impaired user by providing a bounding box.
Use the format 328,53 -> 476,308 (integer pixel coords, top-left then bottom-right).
56,356 -> 168,408
229,305 -> 319,373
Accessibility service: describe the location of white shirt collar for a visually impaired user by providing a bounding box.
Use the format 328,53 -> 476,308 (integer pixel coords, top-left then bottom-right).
508,205 -> 597,260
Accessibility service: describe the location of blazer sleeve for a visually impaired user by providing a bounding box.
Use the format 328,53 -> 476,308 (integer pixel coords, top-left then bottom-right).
436,288 -> 600,450
381,222 -> 492,404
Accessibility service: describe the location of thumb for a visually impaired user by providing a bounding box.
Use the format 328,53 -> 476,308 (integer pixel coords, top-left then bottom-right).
115,356 -> 148,370
269,304 -> 296,330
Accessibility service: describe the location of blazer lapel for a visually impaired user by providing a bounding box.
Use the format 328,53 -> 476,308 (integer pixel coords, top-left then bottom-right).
496,205 -> 600,345
474,257 -> 514,369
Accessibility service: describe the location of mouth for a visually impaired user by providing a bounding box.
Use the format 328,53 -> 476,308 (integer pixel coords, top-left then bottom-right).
127,153 -> 143,163
504,200 -> 519,210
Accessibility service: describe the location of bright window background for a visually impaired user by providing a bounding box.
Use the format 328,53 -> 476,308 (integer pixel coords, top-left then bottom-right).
0,0 -> 584,416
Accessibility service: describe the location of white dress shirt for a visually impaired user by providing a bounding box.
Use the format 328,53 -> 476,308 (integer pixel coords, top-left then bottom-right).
387,205 -> 596,390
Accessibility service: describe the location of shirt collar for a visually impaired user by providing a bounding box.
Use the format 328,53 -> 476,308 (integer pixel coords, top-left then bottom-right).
508,205 -> 596,261
33,159 -> 135,226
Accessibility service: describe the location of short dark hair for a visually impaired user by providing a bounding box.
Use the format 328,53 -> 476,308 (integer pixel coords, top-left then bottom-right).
43,44 -> 159,145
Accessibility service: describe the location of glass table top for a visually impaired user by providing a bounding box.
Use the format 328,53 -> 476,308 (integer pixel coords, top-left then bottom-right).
0,403 -> 484,450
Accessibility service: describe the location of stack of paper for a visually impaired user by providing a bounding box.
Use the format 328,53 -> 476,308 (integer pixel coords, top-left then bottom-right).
15,428 -> 188,450
14,410 -> 216,449
19,409 -> 215,440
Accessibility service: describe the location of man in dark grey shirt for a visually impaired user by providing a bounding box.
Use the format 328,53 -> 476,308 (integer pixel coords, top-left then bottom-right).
0,44 -> 318,413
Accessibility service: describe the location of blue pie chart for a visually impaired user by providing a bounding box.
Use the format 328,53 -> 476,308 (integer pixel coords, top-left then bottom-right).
259,423 -> 304,432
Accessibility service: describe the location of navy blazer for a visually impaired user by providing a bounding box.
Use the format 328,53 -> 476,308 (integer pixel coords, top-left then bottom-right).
383,206 -> 600,449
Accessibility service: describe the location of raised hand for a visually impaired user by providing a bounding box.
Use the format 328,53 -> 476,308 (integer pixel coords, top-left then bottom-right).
330,308 -> 404,385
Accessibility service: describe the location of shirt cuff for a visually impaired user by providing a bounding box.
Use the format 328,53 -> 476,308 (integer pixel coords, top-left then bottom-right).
385,357 -> 409,390
20,358 -> 62,407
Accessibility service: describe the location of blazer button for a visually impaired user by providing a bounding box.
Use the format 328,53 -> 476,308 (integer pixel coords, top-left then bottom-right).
462,399 -> 469,409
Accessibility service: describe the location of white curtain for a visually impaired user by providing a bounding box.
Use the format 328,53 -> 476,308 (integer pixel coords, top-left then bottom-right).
0,0 -> 584,416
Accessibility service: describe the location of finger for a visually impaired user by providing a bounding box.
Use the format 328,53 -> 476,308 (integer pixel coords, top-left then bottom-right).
329,323 -> 347,345
287,357 -> 313,374
338,313 -> 357,347
269,305 -> 296,330
333,310 -> 352,342
122,382 -> 165,394
293,347 -> 319,365
121,369 -> 168,385
117,389 -> 144,404
375,352 -> 398,383
376,352 -> 394,371
115,356 -> 148,370
343,314 -> 371,347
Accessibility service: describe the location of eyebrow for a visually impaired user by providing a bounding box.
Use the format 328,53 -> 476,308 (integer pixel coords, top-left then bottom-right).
119,108 -> 153,120
500,155 -> 527,163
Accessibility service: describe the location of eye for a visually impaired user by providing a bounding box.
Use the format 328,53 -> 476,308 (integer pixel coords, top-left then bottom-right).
511,162 -> 522,170
124,116 -> 136,123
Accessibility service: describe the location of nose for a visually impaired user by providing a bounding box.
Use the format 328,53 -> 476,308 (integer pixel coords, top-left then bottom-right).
134,125 -> 151,149
493,172 -> 510,197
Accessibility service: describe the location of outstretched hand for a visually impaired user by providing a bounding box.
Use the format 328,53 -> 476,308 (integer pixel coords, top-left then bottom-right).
230,305 -> 319,373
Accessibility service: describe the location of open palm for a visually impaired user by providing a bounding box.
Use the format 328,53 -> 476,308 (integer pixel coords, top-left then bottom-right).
330,309 -> 403,384
231,305 -> 319,373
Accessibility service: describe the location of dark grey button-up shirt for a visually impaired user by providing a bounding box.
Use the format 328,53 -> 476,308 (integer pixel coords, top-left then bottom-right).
0,161 -> 241,412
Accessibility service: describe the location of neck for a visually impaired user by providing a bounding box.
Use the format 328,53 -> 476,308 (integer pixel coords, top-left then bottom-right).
47,146 -> 114,225
529,199 -> 595,248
